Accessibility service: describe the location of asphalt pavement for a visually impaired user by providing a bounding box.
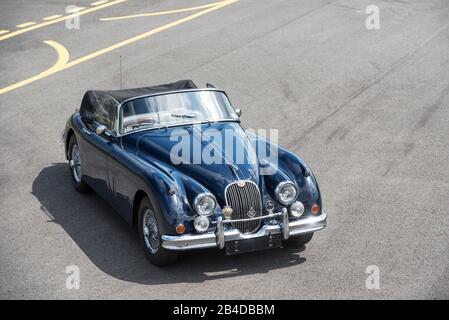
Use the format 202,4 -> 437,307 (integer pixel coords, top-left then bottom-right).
1,0 -> 448,299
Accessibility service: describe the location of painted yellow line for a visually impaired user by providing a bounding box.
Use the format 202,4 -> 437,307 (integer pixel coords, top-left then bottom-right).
43,15 -> 63,21
0,41 -> 69,95
0,0 -> 128,41
91,0 -> 108,6
100,0 -> 227,21
16,22 -> 37,28
0,0 -> 238,96
67,6 -> 86,13
0,30 -> 9,35
66,0 -> 238,67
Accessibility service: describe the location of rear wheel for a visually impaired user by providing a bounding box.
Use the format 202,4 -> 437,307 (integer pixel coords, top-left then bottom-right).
138,197 -> 178,266
68,135 -> 91,193
283,233 -> 313,247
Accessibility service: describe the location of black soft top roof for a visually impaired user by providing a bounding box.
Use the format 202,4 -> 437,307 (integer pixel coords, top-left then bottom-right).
102,79 -> 197,103
79,80 -> 197,123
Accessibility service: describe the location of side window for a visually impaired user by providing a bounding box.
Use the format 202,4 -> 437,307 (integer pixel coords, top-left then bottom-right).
95,95 -> 117,132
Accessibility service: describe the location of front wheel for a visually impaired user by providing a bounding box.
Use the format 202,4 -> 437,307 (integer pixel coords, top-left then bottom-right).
283,233 -> 313,247
68,135 -> 91,193
138,197 -> 178,266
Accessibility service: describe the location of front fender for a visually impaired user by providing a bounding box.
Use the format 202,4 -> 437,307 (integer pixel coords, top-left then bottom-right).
137,155 -> 221,234
277,146 -> 322,217
245,129 -> 322,217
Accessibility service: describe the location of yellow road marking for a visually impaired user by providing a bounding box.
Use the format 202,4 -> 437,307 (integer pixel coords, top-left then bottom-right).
43,15 -> 63,21
91,0 -> 108,6
0,41 -> 69,95
0,0 -> 127,42
0,0 -> 238,96
67,6 -> 86,13
100,0 -> 227,21
16,22 -> 37,28
0,30 -> 9,35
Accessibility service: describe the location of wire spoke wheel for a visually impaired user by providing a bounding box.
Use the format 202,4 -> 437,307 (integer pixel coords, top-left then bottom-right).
143,210 -> 160,254
70,143 -> 82,183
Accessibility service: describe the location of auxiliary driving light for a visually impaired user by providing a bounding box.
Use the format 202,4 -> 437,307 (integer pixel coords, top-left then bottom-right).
194,216 -> 210,233
290,201 -> 305,218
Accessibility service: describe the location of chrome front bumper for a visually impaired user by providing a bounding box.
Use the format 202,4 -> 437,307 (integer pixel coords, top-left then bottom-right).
161,209 -> 327,251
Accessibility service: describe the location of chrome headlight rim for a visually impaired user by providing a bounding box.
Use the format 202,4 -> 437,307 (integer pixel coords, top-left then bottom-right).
193,193 -> 217,216
275,181 -> 298,205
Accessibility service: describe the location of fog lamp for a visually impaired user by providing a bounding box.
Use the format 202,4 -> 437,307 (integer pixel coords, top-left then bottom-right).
194,216 -> 210,233
290,201 -> 305,218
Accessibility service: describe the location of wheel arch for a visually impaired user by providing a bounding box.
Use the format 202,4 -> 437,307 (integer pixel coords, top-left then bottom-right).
132,190 -> 149,228
65,128 -> 75,160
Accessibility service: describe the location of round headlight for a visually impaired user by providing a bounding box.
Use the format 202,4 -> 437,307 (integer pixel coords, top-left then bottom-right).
275,181 -> 297,205
290,201 -> 305,218
194,193 -> 216,216
194,216 -> 210,232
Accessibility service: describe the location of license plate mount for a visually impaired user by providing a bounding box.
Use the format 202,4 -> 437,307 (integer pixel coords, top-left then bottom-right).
225,233 -> 283,255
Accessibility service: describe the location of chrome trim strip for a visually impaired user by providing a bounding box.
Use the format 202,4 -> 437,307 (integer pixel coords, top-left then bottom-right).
120,88 -> 228,106
219,211 -> 283,224
81,128 -> 91,135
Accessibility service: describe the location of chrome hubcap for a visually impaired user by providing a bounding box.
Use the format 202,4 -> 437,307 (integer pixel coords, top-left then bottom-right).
70,144 -> 81,183
143,210 -> 160,254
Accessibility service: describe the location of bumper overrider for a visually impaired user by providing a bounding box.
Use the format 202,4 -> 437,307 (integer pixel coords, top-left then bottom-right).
161,208 -> 327,252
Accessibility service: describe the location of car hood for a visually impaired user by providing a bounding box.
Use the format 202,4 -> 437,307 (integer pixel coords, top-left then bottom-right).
134,122 -> 261,202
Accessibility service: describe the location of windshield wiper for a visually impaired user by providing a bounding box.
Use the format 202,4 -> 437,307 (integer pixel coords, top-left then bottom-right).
171,113 -> 198,119
128,122 -> 155,130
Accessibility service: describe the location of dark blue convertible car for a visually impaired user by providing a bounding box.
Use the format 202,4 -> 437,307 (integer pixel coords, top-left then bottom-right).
63,80 -> 326,266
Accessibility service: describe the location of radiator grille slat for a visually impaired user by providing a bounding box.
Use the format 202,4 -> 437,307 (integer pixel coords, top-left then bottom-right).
225,181 -> 262,234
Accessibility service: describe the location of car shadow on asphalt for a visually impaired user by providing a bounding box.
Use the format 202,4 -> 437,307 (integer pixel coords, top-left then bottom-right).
32,163 -> 307,285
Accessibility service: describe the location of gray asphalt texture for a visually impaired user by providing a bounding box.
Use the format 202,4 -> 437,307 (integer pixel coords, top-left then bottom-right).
1,0 -> 448,299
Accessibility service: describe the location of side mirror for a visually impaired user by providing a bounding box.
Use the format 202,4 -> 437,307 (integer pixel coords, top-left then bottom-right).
96,124 -> 107,135
235,108 -> 242,117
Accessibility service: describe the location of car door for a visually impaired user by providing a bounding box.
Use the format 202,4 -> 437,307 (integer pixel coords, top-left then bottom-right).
79,94 -> 117,203
106,139 -> 138,224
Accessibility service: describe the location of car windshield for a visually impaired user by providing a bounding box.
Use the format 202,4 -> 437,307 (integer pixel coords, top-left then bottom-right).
121,90 -> 238,133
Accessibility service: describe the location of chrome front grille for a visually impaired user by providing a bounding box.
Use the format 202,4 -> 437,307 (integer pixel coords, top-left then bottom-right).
224,181 -> 262,234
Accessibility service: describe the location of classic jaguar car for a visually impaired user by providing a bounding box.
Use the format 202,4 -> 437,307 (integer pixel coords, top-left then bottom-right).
62,80 -> 327,266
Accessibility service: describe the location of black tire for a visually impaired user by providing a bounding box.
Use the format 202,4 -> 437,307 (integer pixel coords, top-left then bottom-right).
283,233 -> 313,247
138,197 -> 178,266
68,135 -> 91,193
